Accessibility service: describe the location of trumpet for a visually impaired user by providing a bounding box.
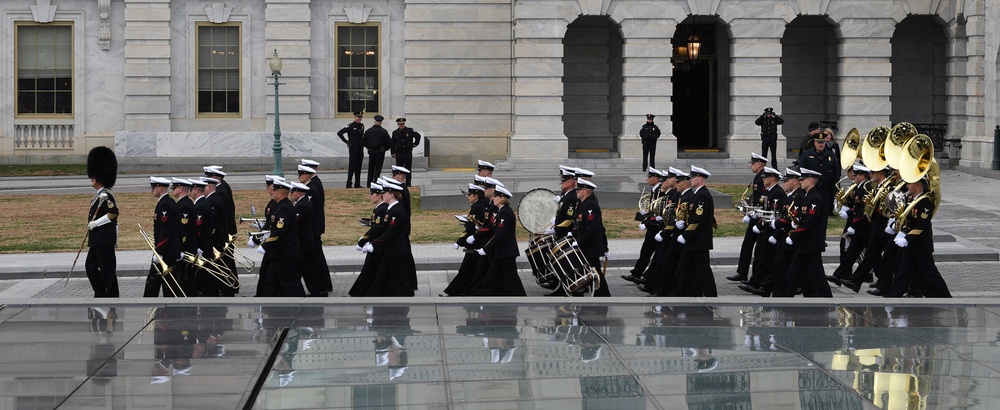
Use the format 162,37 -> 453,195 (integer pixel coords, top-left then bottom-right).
182,251 -> 239,290
240,217 -> 266,230
138,223 -> 187,297
733,183 -> 752,211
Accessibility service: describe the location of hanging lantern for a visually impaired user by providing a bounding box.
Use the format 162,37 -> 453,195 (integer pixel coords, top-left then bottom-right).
686,33 -> 701,60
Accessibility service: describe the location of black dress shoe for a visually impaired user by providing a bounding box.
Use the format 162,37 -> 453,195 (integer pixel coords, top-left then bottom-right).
726,273 -> 747,282
636,285 -> 654,294
739,284 -> 769,297
866,289 -> 884,296
825,275 -> 842,287
354,184 -> 362,188
843,281 -> 861,293
539,281 -> 558,290
621,274 -> 641,283
741,280 -> 751,286
869,282 -> 880,288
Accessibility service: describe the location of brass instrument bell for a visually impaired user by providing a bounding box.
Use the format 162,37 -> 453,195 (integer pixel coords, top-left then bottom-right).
885,122 -> 918,169
840,128 -> 861,171
860,125 -> 891,171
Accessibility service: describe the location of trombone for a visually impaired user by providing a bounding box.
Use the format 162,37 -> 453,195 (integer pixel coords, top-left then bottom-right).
223,234 -> 256,274
138,223 -> 187,297
182,251 -> 239,290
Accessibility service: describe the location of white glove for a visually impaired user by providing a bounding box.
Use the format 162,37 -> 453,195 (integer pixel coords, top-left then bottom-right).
786,237 -> 793,245
885,218 -> 896,235
654,232 -> 663,242
770,220 -> 777,230
454,243 -> 460,250
256,245 -> 266,255
543,228 -> 556,235
655,216 -> 663,221
571,241 -> 579,248
88,215 -> 112,231
356,244 -> 364,252
846,227 -> 855,236
677,235 -> 686,245
604,252 -> 610,259
894,231 -> 905,241
768,236 -> 777,245
247,237 -> 256,248
362,243 -> 374,253
676,220 -> 686,230
197,248 -> 204,257
477,248 -> 486,256
742,215 -> 751,223
839,206 -> 849,219
554,195 -> 562,203
639,223 -> 646,231
639,210 -> 648,216
894,236 -> 908,248
752,225 -> 761,234
466,235 -> 475,245
566,232 -> 573,238
791,221 -> 799,229
151,254 -> 158,263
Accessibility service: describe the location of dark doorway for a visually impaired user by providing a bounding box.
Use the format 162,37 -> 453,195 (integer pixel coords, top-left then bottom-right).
672,60 -> 713,149
781,16 -> 839,157
891,16 -> 947,126
563,16 -> 623,152
671,18 -> 729,151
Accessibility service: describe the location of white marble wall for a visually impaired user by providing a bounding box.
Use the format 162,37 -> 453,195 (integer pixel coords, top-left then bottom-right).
116,131 -> 351,158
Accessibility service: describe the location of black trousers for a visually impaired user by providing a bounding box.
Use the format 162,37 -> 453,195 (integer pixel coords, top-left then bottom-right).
85,245 -> 118,297
736,223 -> 759,277
670,250 -> 717,297
761,246 -> 794,295
886,249 -> 951,298
641,140 -> 657,170
347,148 -> 363,187
778,251 -> 832,297
473,257 -> 527,296
220,249 -> 237,296
270,257 -> 306,297
833,235 -> 869,281
298,248 -> 322,295
761,137 -> 778,166
873,242 -> 902,293
395,151 -> 413,186
313,236 -> 332,292
748,234 -> 777,287
586,255 -> 611,297
654,248 -> 682,296
631,228 -> 659,277
848,236 -> 889,284
367,150 -> 386,186
255,255 -> 273,297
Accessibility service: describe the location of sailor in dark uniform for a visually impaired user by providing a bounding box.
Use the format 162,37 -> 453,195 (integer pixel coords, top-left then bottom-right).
297,163 -> 331,296
476,160 -> 496,178
144,177 -> 181,297
574,178 -> 610,297
363,179 -> 416,296
204,166 -> 238,294
775,168 -> 833,297
730,153 -> 769,283
443,183 -> 489,296
472,186 -> 527,296
171,178 -> 197,295
743,167 -> 786,294
338,111 -> 365,188
390,166 -> 412,219
201,176 -> 231,297
290,181 -> 323,296
363,115 -> 392,186
252,175 -> 283,297
350,182 -> 388,296
390,118 -> 421,186
626,168 -> 665,283
260,180 -> 306,297
651,168 -> 690,297
188,179 -> 214,296
829,164 -> 873,292
465,177 -> 502,294
670,166 -> 717,297
885,178 -> 951,298
745,168 -> 804,297
85,146 -> 120,298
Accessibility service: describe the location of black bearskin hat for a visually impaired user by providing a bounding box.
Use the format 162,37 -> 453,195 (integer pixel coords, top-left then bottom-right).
87,146 -> 118,189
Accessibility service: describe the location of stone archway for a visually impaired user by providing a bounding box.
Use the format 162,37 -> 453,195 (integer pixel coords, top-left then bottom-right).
671,16 -> 730,151
891,15 -> 948,150
563,15 -> 623,153
781,16 -> 839,157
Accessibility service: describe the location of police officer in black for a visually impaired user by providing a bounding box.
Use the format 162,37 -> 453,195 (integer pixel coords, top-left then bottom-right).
755,107 -> 784,166
390,118 -> 421,187
364,115 -> 392,186
85,146 -> 120,298
144,177 -> 181,297
639,114 -> 661,171
338,111 -> 365,188
260,180 -> 306,297
798,134 -> 840,217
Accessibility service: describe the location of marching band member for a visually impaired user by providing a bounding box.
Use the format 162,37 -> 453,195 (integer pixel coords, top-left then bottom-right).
574,179 -> 610,297
188,179 -> 214,296
859,168 -> 900,296
200,176 -> 231,297
829,164 -> 873,292
442,183 -> 489,296
85,146 -> 120,298
350,182 -> 388,296
625,168 -> 665,284
648,168 -> 687,297
144,177 -> 180,297
741,168 -> 803,297
252,175 -> 283,297
465,177 -> 503,293
204,167 -> 238,295
635,167 -> 674,293
290,182 -> 324,296
730,153 -> 768,283
299,160 -> 332,296
363,179 -> 416,296
260,180 -> 306,297
669,166 -> 717,297
390,166 -> 413,219
775,168 -> 832,297
885,177 -> 951,297
470,186 -> 527,296
743,167 -> 786,293
171,178 -> 197,295
477,160 -> 496,178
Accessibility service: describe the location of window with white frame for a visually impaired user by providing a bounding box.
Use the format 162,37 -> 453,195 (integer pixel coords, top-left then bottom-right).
197,23 -> 241,115
16,22 -> 73,116
336,24 -> 379,115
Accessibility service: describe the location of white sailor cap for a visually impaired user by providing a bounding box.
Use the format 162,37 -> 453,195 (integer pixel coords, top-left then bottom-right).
272,180 -> 292,190
782,168 -> 801,180
171,177 -> 193,187
203,167 -> 226,177
799,167 -> 823,179
149,176 -> 171,187
391,165 -> 411,175
558,165 -> 576,173
290,182 -> 310,192
300,159 -> 319,167
484,177 -> 504,188
468,183 -> 484,192
477,160 -> 496,170
297,165 -> 316,174
560,169 -> 576,180
577,178 -> 597,190
265,175 -> 285,184
494,186 -> 513,198
200,176 -> 220,185
189,178 -> 208,187
474,175 -> 489,185
574,168 -> 595,178
750,153 -> 769,164
689,166 -> 711,178
852,163 -> 871,174
647,167 -> 661,177
668,167 -> 684,177
673,169 -> 691,180
382,180 -> 404,192
369,182 -> 383,194
762,167 -> 781,178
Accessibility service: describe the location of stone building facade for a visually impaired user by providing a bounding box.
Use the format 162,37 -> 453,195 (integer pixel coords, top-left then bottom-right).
1,0 -> 997,169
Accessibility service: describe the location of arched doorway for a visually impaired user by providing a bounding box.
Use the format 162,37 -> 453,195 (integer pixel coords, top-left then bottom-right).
891,15 -> 948,150
781,16 -> 839,157
563,16 -> 623,153
671,17 -> 730,151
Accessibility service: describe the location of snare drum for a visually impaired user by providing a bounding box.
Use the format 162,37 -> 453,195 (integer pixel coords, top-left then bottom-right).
525,233 -> 556,284
549,237 -> 600,295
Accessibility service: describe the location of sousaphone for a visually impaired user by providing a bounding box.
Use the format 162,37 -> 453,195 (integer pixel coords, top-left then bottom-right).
898,133 -> 941,217
885,122 -> 918,169
840,128 -> 861,170
860,125 -> 891,171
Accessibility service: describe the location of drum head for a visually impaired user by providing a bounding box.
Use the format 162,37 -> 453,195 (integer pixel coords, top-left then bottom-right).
516,188 -> 560,234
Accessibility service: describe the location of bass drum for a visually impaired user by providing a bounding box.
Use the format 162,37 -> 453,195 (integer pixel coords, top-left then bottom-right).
516,188 -> 560,234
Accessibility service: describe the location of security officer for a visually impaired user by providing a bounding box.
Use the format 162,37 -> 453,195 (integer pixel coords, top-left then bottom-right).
574,178 -> 610,297
144,177 -> 180,297
364,115 -> 392,186
670,166 -> 717,297
390,118 -> 421,186
338,111 -> 365,188
730,153 -> 768,283
798,133 -> 840,216
776,168 -> 832,297
260,180 -> 306,297
85,146 -> 120,298
755,107 -> 784,166
639,114 -> 661,171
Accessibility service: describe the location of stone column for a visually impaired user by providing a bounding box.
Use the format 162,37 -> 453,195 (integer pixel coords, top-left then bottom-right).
265,0 -> 311,132
123,0 -> 171,131
836,19 -> 894,138
954,7 -> 989,167
726,19 -> 785,162
509,4 -> 568,160
618,16 -> 675,162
